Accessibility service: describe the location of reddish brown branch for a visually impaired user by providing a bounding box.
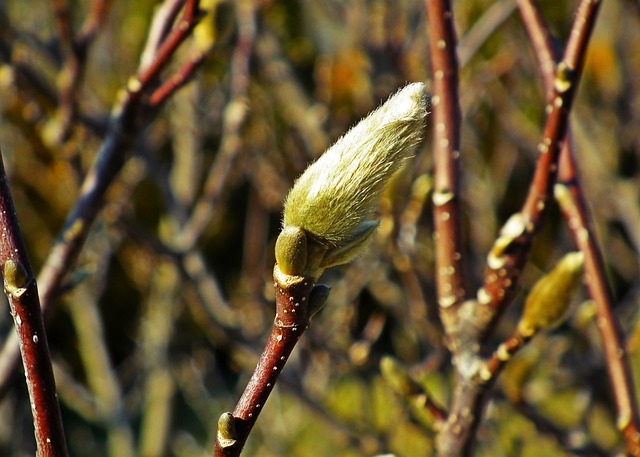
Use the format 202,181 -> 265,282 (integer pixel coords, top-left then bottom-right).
136,0 -> 201,90
481,331 -> 529,382
423,0 -> 466,324
214,266 -> 322,456
0,152 -> 69,457
556,157 -> 640,455
516,0 -> 558,96
148,51 -> 206,107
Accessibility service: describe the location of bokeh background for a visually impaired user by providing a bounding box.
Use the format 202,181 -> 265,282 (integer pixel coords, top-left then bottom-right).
0,0 -> 639,456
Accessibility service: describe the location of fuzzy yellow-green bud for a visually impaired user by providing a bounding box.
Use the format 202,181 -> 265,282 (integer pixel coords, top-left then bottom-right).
517,251 -> 585,337
276,82 -> 429,279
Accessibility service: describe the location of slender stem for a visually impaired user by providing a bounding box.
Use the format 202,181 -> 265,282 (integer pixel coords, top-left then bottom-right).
214,266 -> 318,456
77,0 -> 112,50
516,0 -> 558,96
481,332 -> 529,382
0,152 -> 69,457
423,0 -> 466,324
148,52 -> 206,107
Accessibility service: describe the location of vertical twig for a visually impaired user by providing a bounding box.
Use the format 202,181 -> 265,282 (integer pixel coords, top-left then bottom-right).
423,0 -> 466,327
555,166 -> 640,455
0,152 -> 69,457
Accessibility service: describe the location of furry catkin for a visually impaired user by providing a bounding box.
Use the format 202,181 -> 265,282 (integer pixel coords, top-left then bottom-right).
276,83 -> 429,278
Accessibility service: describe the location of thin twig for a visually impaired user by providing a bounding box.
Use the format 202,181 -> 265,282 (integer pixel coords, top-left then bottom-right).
0,151 -> 69,457
76,0 -> 112,50
148,51 -> 207,107
556,170 -> 640,455
136,0 -> 201,90
213,266 -> 321,456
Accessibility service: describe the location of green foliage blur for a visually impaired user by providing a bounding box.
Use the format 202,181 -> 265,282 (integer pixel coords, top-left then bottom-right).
0,0 -> 639,456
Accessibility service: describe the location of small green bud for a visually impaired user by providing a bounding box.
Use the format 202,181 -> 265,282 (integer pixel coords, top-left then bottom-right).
276,82 -> 429,279
274,225 -> 308,276
518,251 -> 585,337
217,412 -> 237,448
3,259 -> 30,298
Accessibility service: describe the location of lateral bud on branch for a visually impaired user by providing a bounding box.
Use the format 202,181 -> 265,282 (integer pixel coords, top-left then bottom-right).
3,258 -> 31,298
486,213 -> 529,270
517,251 -> 585,337
217,412 -> 238,448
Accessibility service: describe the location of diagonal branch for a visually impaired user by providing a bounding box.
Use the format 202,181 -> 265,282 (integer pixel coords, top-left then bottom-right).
479,0 -> 601,331
213,267 -> 323,456
518,1 -> 640,454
